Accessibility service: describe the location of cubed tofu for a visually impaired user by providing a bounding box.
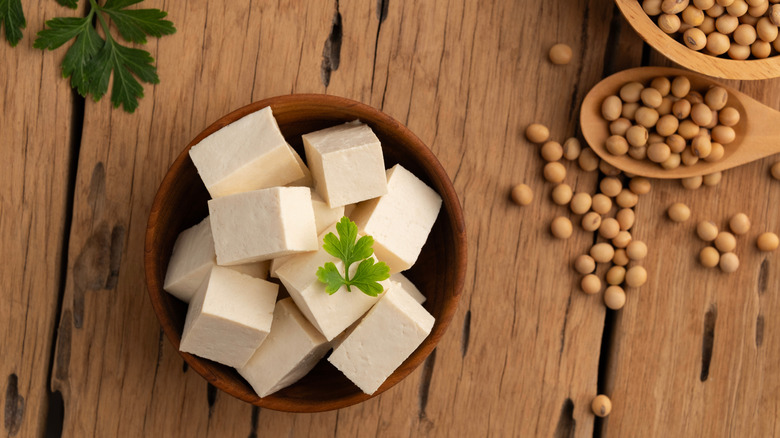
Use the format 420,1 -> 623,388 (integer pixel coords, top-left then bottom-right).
180,266 -> 278,368
311,191 -> 344,234
238,298 -> 330,397
164,217 -> 271,302
209,187 -> 318,265
303,122 -> 388,208
275,224 -> 387,341
328,282 -> 434,394
390,273 -> 426,304
287,148 -> 314,188
189,107 -> 304,198
351,164 -> 442,273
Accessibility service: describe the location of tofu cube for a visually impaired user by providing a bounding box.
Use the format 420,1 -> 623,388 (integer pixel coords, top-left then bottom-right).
390,273 -> 426,304
238,298 -> 330,397
351,164 -> 442,273
180,266 -> 278,368
209,187 -> 318,265
287,148 -> 314,188
164,217 -> 271,302
303,122 -> 388,208
189,107 -> 304,198
311,191 -> 344,235
276,225 -> 387,341
328,282 -> 434,394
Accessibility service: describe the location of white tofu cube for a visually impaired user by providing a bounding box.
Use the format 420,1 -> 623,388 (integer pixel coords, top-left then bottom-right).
328,282 -> 434,394
237,298 -> 330,397
303,122 -> 388,208
164,217 -> 214,302
390,273 -> 426,304
164,217 -> 271,302
189,107 -> 304,198
351,164 -> 442,273
287,148 -> 314,188
209,187 -> 318,265
268,255 -> 292,279
275,225 -> 387,341
311,191 -> 344,235
180,266 -> 278,368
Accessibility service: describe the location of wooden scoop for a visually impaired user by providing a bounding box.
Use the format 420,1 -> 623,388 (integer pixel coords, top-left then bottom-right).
580,66 -> 780,179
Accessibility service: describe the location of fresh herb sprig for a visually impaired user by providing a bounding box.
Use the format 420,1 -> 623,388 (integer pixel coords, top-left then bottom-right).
316,217 -> 390,297
5,0 -> 175,113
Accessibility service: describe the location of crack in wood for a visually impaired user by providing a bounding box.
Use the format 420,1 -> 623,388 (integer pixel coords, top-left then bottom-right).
553,398 -> 575,438
207,383 -> 217,415
756,315 -> 765,348
247,406 -> 259,438
418,349 -> 437,421
320,1 -> 343,87
757,258 -> 769,296
376,0 -> 388,22
105,225 -> 126,290
700,305 -> 717,382
461,309 -> 471,357
54,309 -> 72,384
4,374 -> 25,436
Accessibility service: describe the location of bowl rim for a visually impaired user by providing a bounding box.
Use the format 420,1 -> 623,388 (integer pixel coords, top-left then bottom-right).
144,93 -> 467,412
615,0 -> 780,80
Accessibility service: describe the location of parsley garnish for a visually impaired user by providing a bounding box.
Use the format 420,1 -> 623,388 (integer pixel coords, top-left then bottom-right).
0,0 -> 26,46
316,217 -> 390,297
32,0 -> 175,113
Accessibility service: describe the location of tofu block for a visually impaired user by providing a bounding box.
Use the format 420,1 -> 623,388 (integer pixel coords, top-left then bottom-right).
189,107 -> 304,198
164,217 -> 271,302
164,217 -> 214,302
287,148 -> 314,188
351,164 -> 442,273
238,298 -> 330,397
328,282 -> 434,394
180,266 -> 278,368
209,187 -> 318,265
311,191 -> 344,235
303,122 -> 388,208
276,225 -> 387,341
390,273 -> 426,304
269,255 -> 293,279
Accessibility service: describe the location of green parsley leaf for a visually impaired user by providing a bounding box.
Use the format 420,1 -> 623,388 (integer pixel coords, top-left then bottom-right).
0,0 -> 26,46
56,0 -> 79,9
316,262 -> 347,295
349,258 -> 390,297
317,217 -> 390,296
102,0 -> 175,44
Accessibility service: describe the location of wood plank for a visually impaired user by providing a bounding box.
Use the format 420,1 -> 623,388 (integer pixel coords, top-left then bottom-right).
51,0 -> 620,436
0,2 -> 76,436
601,42 -> 780,438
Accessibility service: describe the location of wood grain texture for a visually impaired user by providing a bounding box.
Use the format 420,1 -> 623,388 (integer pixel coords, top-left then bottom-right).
600,46 -> 780,437
0,2 -> 75,437
50,0 -> 617,436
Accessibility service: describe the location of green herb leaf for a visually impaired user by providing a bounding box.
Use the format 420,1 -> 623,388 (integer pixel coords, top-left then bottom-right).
30,0 -> 175,113
317,217 -> 390,296
0,0 -> 26,46
316,262 -> 347,295
56,0 -> 79,9
102,0 -> 175,44
349,258 -> 390,297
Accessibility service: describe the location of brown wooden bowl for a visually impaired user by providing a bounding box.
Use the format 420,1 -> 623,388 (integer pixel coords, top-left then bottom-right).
144,94 -> 467,412
616,0 -> 780,80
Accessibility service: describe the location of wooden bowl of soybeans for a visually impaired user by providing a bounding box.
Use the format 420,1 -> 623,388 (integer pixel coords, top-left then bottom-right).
617,0 -> 780,80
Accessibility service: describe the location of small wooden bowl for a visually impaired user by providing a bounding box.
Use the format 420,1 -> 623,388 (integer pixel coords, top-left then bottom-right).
616,0 -> 780,80
144,94 -> 467,412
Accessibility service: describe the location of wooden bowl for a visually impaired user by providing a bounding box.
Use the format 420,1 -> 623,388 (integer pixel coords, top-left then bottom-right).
616,0 -> 780,80
144,94 -> 467,412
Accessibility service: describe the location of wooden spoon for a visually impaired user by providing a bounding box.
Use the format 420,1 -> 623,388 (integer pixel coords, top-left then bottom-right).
580,66 -> 780,179
615,0 -> 780,80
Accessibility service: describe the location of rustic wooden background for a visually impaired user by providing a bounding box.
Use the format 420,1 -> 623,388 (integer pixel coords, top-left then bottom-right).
2,0 -> 779,436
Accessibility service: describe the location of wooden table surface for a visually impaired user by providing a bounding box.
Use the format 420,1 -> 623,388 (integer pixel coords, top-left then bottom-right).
2,0 -> 779,436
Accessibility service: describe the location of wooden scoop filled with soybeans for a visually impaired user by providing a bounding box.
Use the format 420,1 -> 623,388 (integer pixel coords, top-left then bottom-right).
580,66 -> 780,179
